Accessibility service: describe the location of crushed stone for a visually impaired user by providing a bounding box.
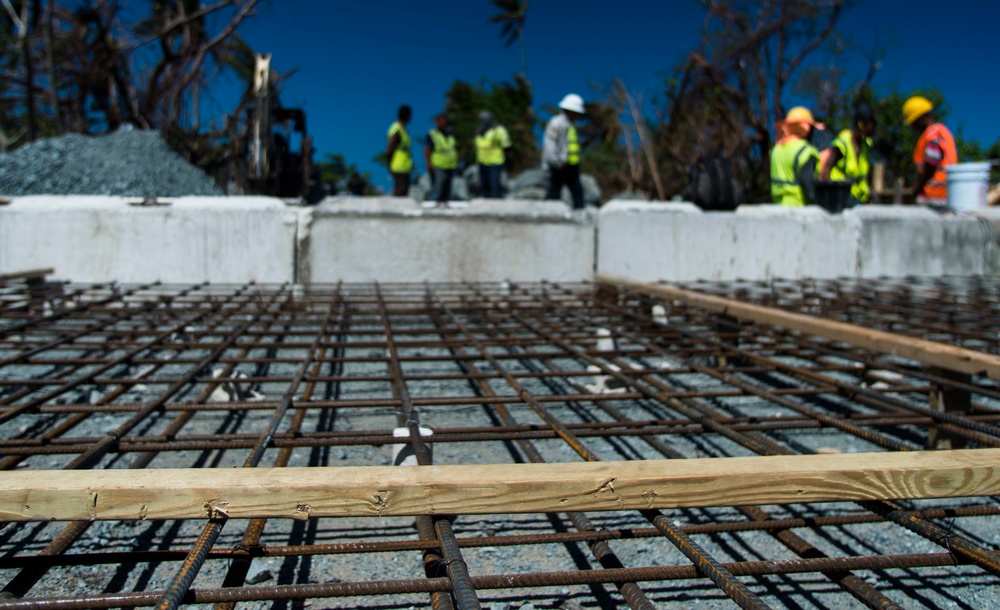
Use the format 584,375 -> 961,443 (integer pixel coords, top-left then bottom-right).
0,127 -> 223,197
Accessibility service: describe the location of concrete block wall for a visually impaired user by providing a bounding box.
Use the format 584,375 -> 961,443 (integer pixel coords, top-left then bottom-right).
596,201 -> 1000,282
854,206 -> 1000,277
0,196 -> 298,283
596,202 -> 861,281
299,198 -> 595,283
2,195 -> 998,284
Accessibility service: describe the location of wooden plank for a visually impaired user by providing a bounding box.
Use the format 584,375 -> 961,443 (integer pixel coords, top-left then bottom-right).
596,273 -> 1000,381
0,449 -> 998,522
0,268 -> 54,284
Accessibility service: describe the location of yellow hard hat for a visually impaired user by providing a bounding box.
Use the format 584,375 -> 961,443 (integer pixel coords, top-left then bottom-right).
779,106 -> 825,130
902,96 -> 933,126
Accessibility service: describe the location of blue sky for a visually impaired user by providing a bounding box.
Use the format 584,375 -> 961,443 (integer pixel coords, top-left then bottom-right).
219,0 -> 999,191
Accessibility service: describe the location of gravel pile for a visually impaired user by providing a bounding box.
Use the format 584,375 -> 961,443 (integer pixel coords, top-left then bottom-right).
0,127 -> 223,197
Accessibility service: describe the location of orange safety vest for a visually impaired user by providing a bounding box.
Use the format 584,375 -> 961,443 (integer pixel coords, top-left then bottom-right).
913,123 -> 957,200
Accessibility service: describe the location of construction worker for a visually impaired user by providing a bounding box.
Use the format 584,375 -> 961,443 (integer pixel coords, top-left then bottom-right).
819,103 -> 876,205
386,105 -> 413,197
770,106 -> 825,206
543,93 -> 585,209
424,113 -> 458,205
475,111 -> 512,198
903,95 -> 958,204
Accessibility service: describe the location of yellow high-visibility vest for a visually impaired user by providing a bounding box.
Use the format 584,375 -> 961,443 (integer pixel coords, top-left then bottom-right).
387,121 -> 413,173
475,125 -> 511,166
567,124 -> 580,166
429,129 -> 458,170
829,129 -> 871,203
770,138 -> 818,206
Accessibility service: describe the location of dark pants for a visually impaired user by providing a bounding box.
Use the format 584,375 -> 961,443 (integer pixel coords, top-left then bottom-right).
391,172 -> 410,197
546,164 -> 584,209
432,169 -> 454,203
479,164 -> 503,198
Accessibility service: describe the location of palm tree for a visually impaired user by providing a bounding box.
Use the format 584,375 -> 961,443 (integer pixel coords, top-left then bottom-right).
487,0 -> 528,77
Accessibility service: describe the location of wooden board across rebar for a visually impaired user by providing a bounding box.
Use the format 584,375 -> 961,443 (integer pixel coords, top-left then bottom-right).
595,274 -> 1000,381
0,268 -> 53,284
0,449 -> 998,522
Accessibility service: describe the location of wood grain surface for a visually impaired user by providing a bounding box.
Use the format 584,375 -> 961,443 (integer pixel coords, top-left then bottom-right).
1,449 -> 998,522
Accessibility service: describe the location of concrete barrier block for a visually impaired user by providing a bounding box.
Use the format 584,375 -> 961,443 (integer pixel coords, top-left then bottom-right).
598,202 -> 860,282
735,204 -> 831,218
601,200 -> 703,215
0,196 -> 296,283
300,197 -> 595,282
855,205 -> 999,277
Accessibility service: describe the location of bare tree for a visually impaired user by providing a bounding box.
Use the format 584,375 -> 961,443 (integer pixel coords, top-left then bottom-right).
1,0 -> 259,141
665,0 -> 849,199
613,79 -> 665,200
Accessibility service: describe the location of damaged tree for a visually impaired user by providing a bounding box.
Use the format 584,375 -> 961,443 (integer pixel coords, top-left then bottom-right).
1,0 -> 259,173
664,0 -> 849,203
582,1 -> 850,205
580,80 -> 668,201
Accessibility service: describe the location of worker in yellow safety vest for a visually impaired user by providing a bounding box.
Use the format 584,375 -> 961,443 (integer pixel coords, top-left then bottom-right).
770,106 -> 825,206
424,113 -> 458,205
543,93 -> 586,209
475,111 -> 512,198
819,103 -> 876,205
386,104 -> 413,197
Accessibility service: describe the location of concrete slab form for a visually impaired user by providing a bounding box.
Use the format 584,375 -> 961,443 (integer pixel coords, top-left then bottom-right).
2,195 -> 999,283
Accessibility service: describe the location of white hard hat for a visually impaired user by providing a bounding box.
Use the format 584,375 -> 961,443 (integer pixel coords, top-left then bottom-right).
558,93 -> 585,114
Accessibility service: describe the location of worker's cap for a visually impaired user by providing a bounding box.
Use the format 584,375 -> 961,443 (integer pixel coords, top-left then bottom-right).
902,96 -> 933,126
778,106 -> 825,130
558,93 -> 585,114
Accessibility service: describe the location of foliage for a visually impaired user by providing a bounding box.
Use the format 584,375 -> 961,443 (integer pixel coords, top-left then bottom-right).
442,74 -> 538,175
487,0 -> 528,76
315,152 -> 375,194
575,95 -> 634,199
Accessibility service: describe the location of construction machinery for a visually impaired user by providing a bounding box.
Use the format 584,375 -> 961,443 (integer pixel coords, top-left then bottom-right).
244,54 -> 325,203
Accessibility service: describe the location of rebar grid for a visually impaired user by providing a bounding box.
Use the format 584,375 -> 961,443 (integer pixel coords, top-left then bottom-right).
678,275 -> 1000,355
0,276 -> 998,609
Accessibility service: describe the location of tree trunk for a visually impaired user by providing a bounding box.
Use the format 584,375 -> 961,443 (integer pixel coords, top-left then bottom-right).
45,2 -> 63,132
23,30 -> 38,140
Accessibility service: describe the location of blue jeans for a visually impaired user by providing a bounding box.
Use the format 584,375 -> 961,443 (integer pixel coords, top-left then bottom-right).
479,164 -> 503,198
432,169 -> 454,203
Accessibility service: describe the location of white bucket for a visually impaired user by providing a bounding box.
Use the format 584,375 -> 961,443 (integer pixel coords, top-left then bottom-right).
946,162 -> 991,212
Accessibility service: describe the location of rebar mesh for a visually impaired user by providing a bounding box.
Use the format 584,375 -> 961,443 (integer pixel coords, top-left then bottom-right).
1,275 -> 998,609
